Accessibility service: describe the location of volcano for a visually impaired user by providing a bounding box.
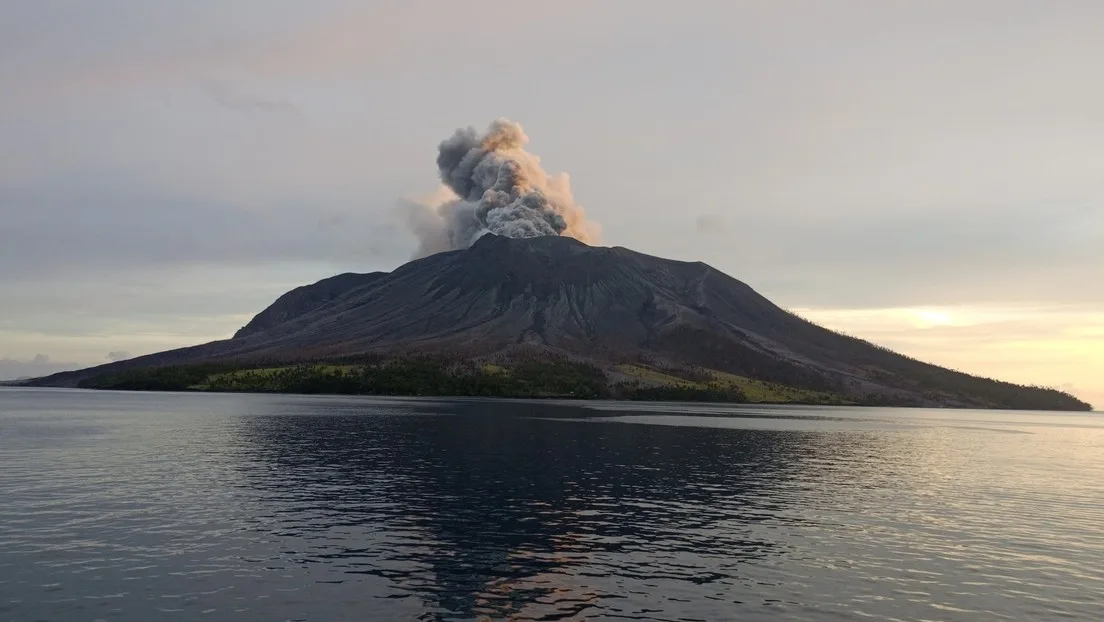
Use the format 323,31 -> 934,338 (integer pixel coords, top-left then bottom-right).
28,235 -> 1090,410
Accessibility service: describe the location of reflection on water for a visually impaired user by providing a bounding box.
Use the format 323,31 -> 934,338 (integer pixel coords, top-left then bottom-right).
235,401 -> 801,619
1,389 -> 1102,621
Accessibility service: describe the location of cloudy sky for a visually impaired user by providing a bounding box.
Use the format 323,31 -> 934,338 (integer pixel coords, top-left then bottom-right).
2,1 -> 1101,407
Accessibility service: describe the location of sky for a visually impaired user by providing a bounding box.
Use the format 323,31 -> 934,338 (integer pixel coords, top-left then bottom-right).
1,1 -> 1101,408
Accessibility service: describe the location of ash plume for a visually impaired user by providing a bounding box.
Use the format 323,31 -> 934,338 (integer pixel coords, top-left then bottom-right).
406,119 -> 600,258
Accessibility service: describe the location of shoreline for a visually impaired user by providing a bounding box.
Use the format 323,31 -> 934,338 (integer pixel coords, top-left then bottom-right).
7,383 -> 1095,412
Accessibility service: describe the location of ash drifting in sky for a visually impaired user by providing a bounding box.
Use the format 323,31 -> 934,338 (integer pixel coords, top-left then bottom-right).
406,119 -> 600,258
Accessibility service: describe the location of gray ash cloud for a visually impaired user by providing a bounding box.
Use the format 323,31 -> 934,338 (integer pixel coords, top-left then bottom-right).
406,119 -> 599,258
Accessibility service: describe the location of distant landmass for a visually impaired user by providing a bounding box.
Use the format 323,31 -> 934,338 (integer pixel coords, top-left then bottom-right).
25,235 -> 1091,410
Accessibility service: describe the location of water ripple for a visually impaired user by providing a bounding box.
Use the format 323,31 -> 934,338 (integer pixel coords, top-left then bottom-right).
1,389 -> 1102,621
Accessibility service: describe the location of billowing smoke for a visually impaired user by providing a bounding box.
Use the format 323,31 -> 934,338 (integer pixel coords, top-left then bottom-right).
406,119 -> 600,258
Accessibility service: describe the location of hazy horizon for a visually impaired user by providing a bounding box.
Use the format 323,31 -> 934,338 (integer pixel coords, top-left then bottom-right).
2,1 -> 1101,408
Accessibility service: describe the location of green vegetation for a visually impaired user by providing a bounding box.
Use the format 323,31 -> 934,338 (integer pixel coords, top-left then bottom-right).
76,357 -> 777,403
78,354 -> 1082,409
81,363 -> 238,391
79,358 -> 611,399
202,364 -> 356,388
613,382 -> 748,402
613,364 -> 845,404
614,364 -> 695,387
707,370 -> 848,404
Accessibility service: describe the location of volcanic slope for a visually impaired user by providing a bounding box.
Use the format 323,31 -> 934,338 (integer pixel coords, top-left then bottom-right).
30,234 -> 1090,410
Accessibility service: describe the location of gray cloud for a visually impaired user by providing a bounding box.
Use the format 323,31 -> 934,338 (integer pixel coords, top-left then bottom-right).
695,214 -> 725,234
0,355 -> 79,381
752,202 -> 1103,307
201,80 -> 303,119
106,351 -> 131,362
0,183 -> 407,280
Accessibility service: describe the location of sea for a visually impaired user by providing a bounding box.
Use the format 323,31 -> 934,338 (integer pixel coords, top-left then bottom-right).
1,387 -> 1101,621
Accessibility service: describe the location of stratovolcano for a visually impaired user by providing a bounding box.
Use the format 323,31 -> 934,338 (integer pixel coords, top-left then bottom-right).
28,234 -> 1091,411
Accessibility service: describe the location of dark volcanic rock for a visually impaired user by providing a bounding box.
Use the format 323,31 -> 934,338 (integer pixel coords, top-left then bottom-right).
234,272 -> 386,339
28,235 -> 1092,410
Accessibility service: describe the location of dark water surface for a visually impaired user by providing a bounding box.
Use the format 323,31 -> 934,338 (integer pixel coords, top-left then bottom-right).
2,388 -> 1102,621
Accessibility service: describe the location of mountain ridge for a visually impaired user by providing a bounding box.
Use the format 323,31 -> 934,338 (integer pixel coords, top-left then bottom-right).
26,235 -> 1092,410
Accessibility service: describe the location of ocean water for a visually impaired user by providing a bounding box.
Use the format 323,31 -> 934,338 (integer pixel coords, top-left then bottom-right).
1,388 -> 1102,621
